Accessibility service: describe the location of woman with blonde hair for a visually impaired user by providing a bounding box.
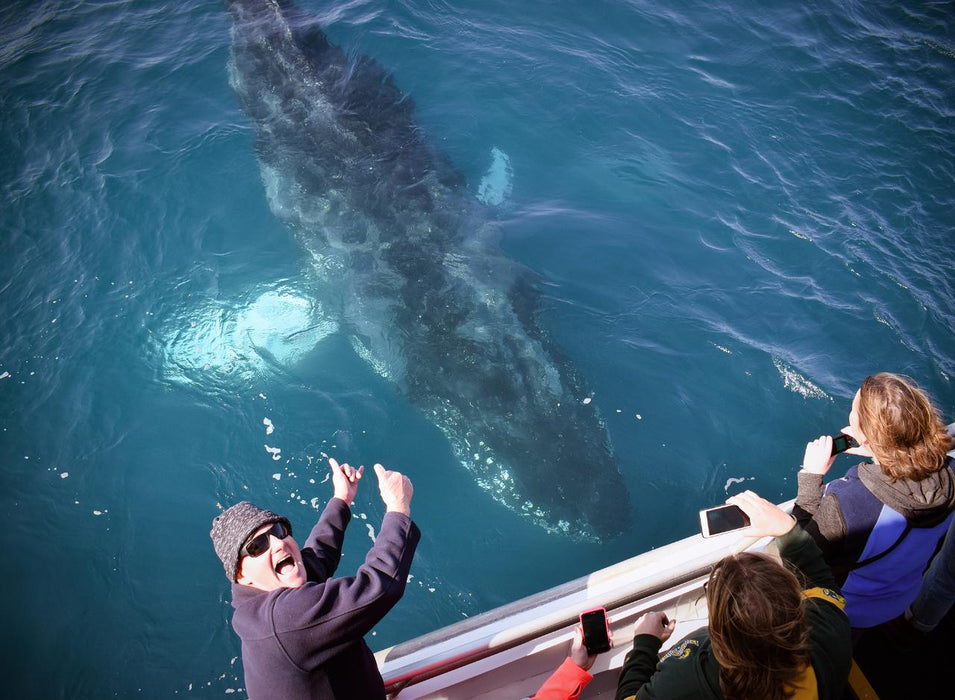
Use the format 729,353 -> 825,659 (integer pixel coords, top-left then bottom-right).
616,491 -> 852,700
794,372 -> 955,629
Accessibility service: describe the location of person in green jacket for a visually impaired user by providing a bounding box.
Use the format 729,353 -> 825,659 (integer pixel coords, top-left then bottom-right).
616,491 -> 852,700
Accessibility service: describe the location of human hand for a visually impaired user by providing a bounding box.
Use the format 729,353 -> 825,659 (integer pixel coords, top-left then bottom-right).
727,490 -> 796,538
569,625 -> 597,671
801,436 -> 836,475
374,463 -> 413,516
840,424 -> 873,458
329,458 -> 363,506
633,611 -> 675,642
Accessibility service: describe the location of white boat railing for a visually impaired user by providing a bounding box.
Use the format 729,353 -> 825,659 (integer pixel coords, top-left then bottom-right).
377,501 -> 793,699
378,426 -> 954,697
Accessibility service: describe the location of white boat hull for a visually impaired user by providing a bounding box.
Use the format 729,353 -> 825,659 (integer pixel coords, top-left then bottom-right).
377,503 -> 788,698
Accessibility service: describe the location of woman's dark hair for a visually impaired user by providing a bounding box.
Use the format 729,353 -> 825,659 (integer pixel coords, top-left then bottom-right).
707,552 -> 810,700
858,373 -> 952,482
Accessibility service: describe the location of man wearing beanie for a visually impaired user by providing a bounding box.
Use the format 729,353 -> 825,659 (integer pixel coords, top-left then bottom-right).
210,457 -> 419,699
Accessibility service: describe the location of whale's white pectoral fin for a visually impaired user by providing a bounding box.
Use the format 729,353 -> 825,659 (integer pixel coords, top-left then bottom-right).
349,334 -> 402,383
156,289 -> 339,384
477,147 -> 513,206
240,293 -> 338,366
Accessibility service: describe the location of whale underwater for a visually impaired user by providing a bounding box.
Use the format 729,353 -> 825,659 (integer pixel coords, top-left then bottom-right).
224,0 -> 631,540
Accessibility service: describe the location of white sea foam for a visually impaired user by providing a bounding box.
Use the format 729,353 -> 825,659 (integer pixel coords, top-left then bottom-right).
724,476 -> 754,493
772,357 -> 831,400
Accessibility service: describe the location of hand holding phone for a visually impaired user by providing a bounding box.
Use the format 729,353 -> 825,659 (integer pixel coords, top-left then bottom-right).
569,626 -> 597,670
579,607 -> 612,655
726,490 -> 797,538
830,433 -> 858,455
802,436 -> 837,475
699,504 -> 751,537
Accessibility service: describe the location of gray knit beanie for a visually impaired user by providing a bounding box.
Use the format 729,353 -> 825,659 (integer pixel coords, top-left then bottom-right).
210,501 -> 292,582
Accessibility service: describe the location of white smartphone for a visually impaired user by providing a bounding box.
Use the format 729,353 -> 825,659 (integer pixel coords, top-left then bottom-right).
699,504 -> 750,538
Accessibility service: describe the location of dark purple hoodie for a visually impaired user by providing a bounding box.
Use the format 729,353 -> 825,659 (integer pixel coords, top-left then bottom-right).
230,498 -> 420,699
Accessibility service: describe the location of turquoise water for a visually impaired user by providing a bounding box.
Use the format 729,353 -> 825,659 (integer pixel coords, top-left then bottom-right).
1,0 -> 953,696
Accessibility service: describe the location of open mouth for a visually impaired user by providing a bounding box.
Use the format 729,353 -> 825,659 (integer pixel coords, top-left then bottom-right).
275,556 -> 295,576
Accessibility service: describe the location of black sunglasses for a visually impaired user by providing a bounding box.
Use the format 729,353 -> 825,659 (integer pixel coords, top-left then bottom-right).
241,522 -> 290,558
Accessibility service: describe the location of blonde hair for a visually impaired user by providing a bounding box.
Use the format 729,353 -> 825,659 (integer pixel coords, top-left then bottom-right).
708,552 -> 810,700
858,373 -> 952,482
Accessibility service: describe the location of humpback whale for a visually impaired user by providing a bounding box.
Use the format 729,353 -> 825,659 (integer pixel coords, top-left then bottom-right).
225,0 -> 631,539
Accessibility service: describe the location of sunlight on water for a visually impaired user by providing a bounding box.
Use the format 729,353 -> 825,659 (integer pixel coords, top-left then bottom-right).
158,289 -> 336,385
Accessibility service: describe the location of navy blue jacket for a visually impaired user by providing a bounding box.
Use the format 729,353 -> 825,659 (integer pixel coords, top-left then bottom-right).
795,458 -> 954,627
230,499 -> 420,699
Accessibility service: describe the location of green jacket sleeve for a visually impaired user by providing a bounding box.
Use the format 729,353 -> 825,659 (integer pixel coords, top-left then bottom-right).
617,630 -> 715,700
776,521 -> 839,591
615,634 -> 663,700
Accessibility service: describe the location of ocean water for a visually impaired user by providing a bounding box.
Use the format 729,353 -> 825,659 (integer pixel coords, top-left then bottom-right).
1,0 -> 953,696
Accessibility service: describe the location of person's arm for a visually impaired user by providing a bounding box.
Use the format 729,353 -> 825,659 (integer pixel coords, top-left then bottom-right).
301,498 -> 350,581
301,459 -> 364,580
776,518 -> 840,591
791,437 -> 848,552
329,457 -> 363,508
794,436 -> 834,518
793,486 -> 848,557
615,635 -> 663,700
793,469 -> 824,518
273,509 -> 421,669
615,612 -> 675,700
531,658 -> 592,700
729,489 -> 846,593
271,463 -> 419,670
531,626 -> 595,700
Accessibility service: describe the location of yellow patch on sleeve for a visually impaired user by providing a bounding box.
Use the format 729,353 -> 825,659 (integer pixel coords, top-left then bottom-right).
802,587 -> 846,611
660,638 -> 700,661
